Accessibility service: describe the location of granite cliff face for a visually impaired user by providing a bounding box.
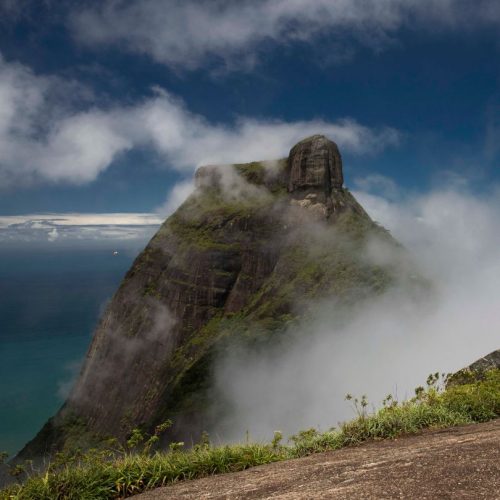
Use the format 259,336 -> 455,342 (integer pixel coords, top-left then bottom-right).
288,134 -> 343,192
20,135 -> 409,458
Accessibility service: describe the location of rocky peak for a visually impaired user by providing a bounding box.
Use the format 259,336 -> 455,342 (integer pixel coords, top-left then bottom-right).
18,133 -> 399,462
287,135 -> 343,198
194,136 -> 362,221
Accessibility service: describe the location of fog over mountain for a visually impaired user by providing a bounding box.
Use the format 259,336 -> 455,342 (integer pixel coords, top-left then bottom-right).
211,182 -> 500,441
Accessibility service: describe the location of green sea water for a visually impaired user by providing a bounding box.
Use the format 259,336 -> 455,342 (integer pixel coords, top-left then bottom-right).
0,245 -> 141,455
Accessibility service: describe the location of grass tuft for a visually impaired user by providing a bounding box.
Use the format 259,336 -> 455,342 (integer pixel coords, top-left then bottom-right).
1,369 -> 499,499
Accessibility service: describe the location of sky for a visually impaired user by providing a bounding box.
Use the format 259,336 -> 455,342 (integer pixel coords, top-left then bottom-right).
0,0 -> 499,241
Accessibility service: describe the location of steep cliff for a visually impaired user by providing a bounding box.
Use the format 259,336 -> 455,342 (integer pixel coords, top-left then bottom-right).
20,135 -> 414,458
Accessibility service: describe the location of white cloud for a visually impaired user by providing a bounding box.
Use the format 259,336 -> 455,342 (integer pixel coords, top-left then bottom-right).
0,212 -> 163,243
0,55 -> 400,187
0,54 -> 121,186
71,0 -> 500,70
38,112 -> 133,183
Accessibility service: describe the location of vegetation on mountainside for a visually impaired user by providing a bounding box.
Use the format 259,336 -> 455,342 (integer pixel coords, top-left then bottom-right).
2,369 -> 499,500
158,178 -> 284,252
234,159 -> 287,189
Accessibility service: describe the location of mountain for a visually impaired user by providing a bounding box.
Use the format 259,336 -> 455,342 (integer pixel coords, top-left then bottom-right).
19,135 -> 415,459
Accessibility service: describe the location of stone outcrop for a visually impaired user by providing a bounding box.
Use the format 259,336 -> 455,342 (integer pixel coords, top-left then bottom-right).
285,135 -> 366,219
447,349 -> 500,387
467,349 -> 500,372
287,135 -> 343,197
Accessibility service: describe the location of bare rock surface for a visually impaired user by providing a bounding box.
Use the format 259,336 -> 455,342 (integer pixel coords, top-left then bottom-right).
447,349 -> 500,387
287,135 -> 343,196
136,419 -> 500,500
468,350 -> 500,372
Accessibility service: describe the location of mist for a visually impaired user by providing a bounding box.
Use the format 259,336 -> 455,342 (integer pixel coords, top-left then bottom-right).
209,183 -> 500,442
70,297 -> 177,410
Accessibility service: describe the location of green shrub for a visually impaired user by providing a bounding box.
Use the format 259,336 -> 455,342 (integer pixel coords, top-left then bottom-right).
441,369 -> 500,422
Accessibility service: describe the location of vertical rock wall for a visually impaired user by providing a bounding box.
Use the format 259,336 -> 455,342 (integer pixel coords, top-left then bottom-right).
287,135 -> 343,197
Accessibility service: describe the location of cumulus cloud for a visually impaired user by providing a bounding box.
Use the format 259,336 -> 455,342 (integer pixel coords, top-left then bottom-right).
71,0 -> 500,70
210,180 -> 500,442
0,55 -> 399,187
0,54 -> 120,186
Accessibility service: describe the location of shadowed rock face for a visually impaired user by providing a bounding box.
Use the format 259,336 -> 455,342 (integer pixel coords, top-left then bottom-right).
287,135 -> 343,196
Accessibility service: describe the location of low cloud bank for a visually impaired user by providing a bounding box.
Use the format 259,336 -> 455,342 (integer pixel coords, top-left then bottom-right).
0,213 -> 162,244
210,181 -> 500,442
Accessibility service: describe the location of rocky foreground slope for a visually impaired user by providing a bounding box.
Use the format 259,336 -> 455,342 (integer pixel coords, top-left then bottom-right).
136,419 -> 500,500
20,135 -> 417,459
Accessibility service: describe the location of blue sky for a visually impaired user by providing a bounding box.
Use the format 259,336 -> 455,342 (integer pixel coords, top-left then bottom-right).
0,0 -> 499,227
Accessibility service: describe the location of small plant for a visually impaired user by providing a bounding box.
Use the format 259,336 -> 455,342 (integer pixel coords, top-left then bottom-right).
200,431 -> 210,448
289,427 -> 318,447
168,442 -> 184,453
382,393 -> 398,408
271,431 -> 283,449
126,419 -> 173,455
426,372 -> 440,388
414,386 -> 425,398
8,464 -> 26,483
345,393 -> 369,418
126,428 -> 145,450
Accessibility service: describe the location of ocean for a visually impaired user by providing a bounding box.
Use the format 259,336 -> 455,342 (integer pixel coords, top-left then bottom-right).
0,245 -> 142,456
